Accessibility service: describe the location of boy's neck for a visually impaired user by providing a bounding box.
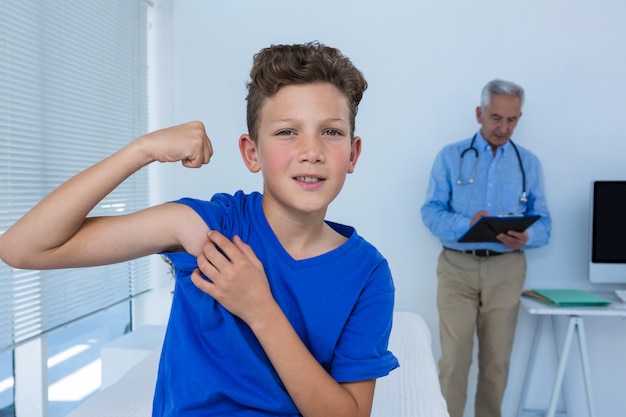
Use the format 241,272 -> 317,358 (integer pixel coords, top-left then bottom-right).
263,205 -> 346,261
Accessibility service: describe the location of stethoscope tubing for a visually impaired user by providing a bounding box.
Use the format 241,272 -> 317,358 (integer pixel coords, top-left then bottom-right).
458,133 -> 528,204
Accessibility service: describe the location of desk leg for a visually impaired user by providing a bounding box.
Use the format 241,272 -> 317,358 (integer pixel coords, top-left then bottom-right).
546,316 -> 596,417
546,317 -> 576,417
575,318 -> 596,417
517,315 -> 544,417
517,316 -> 569,417
550,316 -> 570,415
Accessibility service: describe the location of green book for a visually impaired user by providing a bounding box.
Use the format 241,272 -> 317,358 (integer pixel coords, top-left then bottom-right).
522,289 -> 611,307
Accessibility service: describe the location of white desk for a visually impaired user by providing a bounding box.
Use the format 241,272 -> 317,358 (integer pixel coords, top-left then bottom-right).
517,292 -> 626,417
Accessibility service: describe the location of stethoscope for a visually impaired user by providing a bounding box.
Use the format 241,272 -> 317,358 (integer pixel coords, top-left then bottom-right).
458,133 -> 528,204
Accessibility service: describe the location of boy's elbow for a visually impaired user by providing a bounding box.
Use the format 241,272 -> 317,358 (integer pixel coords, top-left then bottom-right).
0,238 -> 32,269
0,249 -> 20,269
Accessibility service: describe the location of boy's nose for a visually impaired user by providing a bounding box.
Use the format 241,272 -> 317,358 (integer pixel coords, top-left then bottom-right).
298,136 -> 324,163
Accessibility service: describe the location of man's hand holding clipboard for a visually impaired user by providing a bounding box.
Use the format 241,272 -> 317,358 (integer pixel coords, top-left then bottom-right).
458,212 -> 541,247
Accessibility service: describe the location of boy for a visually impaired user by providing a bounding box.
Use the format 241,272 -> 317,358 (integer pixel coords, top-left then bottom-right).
0,42 -> 398,416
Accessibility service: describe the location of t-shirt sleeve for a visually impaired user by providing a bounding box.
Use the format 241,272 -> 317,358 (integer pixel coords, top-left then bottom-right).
329,260 -> 399,382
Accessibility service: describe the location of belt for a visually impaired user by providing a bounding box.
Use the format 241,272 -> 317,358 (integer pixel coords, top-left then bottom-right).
444,247 -> 505,257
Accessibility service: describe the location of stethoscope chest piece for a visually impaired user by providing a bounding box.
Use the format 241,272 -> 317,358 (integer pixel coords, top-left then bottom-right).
457,143 -> 479,185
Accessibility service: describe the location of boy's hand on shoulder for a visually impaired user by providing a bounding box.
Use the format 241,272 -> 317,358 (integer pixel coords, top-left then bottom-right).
136,121 -> 213,168
191,231 -> 276,324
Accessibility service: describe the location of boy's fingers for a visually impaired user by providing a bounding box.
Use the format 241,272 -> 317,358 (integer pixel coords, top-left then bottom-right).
206,231 -> 243,263
191,268 -> 214,293
203,137 -> 213,163
183,155 -> 203,168
232,235 -> 262,268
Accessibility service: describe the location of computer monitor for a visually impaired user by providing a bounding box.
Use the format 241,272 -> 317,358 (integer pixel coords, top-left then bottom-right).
589,180 -> 626,284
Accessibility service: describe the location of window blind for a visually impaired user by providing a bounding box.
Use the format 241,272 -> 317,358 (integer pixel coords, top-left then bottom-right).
0,0 -> 150,351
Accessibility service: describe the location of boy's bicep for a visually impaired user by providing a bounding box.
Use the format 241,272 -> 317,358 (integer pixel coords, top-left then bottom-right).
108,202 -> 208,256
155,202 -> 210,256
60,202 -> 208,267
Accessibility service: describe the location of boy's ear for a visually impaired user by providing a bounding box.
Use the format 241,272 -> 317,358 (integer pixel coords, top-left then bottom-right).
347,136 -> 362,174
239,134 -> 261,173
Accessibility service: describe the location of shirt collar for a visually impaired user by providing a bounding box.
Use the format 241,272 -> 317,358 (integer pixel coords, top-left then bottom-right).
476,131 -> 512,155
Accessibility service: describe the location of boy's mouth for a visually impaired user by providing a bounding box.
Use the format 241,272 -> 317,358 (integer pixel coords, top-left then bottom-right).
295,176 -> 321,183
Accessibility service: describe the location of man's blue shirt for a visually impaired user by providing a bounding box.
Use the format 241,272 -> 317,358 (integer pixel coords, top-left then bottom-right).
420,132 -> 551,252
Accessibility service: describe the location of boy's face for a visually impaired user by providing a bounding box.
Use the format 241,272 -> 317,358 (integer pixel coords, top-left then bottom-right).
239,82 -> 361,217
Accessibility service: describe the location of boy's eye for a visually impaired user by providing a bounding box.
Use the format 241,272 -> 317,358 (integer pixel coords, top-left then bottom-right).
323,129 -> 343,136
276,130 -> 295,136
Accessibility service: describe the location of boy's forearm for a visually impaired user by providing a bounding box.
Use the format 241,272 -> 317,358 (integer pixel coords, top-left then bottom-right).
249,306 -> 373,417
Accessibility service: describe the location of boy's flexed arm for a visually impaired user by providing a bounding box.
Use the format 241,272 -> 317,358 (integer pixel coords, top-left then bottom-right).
0,122 -> 213,270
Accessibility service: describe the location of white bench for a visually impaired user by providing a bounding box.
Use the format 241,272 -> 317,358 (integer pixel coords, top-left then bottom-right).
68,312 -> 449,417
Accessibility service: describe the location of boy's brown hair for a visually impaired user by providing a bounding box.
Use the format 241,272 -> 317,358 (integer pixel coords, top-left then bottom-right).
246,41 -> 367,141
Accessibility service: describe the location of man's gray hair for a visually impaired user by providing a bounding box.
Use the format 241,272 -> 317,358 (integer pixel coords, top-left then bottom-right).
480,79 -> 525,109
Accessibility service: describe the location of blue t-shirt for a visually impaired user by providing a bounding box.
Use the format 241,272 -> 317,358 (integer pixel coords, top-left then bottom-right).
153,191 -> 398,416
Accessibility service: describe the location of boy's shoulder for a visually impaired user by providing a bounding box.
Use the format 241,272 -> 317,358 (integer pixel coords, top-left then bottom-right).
171,190 -> 261,229
326,221 -> 388,264
175,190 -> 259,210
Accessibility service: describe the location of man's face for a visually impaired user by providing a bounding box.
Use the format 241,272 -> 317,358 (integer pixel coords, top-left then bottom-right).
475,93 -> 522,150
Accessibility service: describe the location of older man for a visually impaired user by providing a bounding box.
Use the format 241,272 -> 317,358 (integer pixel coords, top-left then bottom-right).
421,79 -> 551,417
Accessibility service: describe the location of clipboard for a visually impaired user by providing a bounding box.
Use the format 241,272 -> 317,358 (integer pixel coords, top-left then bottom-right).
458,214 -> 540,243
522,289 -> 611,307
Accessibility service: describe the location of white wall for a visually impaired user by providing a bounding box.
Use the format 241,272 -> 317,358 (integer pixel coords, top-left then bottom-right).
148,1 -> 626,416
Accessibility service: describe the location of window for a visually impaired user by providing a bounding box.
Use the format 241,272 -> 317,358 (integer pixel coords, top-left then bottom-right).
47,303 -> 130,416
0,350 -> 13,416
0,0 -> 151,415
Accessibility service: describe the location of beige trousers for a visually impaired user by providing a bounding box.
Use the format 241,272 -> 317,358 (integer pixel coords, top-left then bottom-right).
436,248 -> 526,417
